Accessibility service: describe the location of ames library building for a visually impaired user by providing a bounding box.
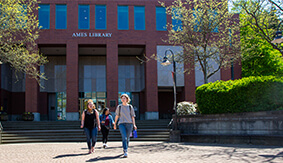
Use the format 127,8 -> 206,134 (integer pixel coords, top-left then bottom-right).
0,0 -> 241,121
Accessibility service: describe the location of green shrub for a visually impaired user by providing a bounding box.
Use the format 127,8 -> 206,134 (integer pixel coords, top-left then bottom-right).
196,76 -> 283,114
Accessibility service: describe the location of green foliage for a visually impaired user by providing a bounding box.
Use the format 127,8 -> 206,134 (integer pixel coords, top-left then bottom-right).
0,0 -> 47,82
232,0 -> 283,56
237,2 -> 283,77
241,40 -> 283,77
196,76 -> 283,114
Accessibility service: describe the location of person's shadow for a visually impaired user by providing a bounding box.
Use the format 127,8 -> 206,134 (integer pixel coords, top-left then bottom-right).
86,154 -> 124,162
259,151 -> 283,162
53,153 -> 89,159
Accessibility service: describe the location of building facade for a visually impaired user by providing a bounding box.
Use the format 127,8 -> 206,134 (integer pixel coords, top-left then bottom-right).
0,0 -> 241,121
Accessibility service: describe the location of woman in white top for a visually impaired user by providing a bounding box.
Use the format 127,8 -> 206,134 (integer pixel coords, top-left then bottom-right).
114,94 -> 137,158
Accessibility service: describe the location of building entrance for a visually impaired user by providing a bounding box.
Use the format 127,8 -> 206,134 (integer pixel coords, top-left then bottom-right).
78,92 -> 107,120
79,98 -> 93,120
79,98 -> 107,120
56,92 -> 66,121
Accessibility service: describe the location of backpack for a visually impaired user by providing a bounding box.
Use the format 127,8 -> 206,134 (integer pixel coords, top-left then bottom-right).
118,104 -> 133,117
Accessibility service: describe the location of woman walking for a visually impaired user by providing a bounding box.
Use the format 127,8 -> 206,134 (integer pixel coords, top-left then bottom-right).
80,100 -> 101,154
114,94 -> 137,158
99,107 -> 114,148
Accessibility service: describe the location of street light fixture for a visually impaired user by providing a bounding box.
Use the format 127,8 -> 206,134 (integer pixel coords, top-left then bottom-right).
161,56 -> 171,66
271,20 -> 283,44
161,49 -> 177,131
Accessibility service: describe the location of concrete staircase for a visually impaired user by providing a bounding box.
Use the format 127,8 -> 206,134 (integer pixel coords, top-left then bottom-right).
0,120 -> 170,144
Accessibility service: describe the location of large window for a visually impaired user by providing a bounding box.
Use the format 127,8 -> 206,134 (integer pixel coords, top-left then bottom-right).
134,6 -> 145,30
79,56 -> 106,92
56,4 -> 67,29
118,57 -> 145,92
40,56 -> 66,92
172,8 -> 182,31
78,5 -> 89,29
210,10 -> 218,33
118,6 -> 129,30
38,4 -> 50,29
194,9 -> 218,33
156,7 -> 167,31
95,5 -> 106,30
1,63 -> 25,92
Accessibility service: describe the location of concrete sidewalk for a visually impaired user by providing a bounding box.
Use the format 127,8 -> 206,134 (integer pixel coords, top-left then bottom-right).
0,141 -> 283,163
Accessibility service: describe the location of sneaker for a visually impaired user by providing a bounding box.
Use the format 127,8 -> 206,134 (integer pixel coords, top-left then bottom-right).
123,152 -> 128,158
105,144 -> 108,148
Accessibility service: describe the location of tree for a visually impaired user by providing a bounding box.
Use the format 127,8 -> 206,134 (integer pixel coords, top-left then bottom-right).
231,0 -> 283,77
239,10 -> 283,77
160,0 -> 241,84
232,0 -> 283,55
0,0 -> 47,82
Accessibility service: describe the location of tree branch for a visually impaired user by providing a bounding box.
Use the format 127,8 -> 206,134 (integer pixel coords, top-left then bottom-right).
267,0 -> 283,12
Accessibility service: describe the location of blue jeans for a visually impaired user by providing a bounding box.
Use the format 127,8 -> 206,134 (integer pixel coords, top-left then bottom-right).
84,127 -> 98,150
119,123 -> 133,152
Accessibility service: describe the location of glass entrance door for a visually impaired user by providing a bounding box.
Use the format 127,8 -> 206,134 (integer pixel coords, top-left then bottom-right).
79,92 -> 107,120
79,98 -> 106,120
56,92 -> 66,121
79,98 -> 94,120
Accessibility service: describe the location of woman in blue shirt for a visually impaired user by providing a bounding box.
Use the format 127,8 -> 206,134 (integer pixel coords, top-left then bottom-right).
99,107 -> 114,148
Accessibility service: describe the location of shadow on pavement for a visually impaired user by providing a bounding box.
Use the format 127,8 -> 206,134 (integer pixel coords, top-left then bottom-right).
53,153 -> 89,159
86,154 -> 124,162
130,142 -> 190,153
259,151 -> 283,162
95,146 -> 121,150
178,142 -> 283,149
199,146 -> 283,162
130,142 -> 283,162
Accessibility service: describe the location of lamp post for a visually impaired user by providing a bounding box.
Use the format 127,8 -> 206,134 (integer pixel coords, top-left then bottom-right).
161,49 -> 177,130
271,20 -> 283,44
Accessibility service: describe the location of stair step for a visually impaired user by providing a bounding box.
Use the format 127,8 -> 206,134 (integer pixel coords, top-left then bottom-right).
0,120 -> 171,144
1,138 -> 169,144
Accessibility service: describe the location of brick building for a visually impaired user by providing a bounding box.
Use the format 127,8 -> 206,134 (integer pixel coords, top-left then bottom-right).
0,0 -> 241,121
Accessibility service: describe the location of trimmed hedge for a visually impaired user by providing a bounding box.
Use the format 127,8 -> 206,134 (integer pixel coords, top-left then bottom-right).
196,76 -> 283,114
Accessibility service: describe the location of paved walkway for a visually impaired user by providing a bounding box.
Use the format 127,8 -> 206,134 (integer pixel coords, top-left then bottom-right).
0,141 -> 283,163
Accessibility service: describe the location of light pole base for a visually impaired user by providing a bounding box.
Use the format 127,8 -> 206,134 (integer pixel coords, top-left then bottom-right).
169,130 -> 181,142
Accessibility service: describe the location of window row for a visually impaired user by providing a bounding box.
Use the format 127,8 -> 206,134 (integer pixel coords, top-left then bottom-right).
38,4 -> 181,31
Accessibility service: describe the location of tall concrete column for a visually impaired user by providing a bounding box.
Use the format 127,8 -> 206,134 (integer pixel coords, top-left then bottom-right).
145,43 -> 159,120
66,41 -> 79,120
184,61 -> 196,102
25,75 -> 40,121
106,42 -> 118,112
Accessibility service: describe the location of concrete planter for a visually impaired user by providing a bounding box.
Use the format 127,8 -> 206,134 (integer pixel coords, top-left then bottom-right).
22,113 -> 34,121
0,114 -> 8,121
169,130 -> 181,142
177,110 -> 283,145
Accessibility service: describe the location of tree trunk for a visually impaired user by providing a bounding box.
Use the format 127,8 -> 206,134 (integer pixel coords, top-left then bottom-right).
203,60 -> 208,84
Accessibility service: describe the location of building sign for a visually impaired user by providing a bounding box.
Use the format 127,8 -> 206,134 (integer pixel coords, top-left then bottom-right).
72,32 -> 112,38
